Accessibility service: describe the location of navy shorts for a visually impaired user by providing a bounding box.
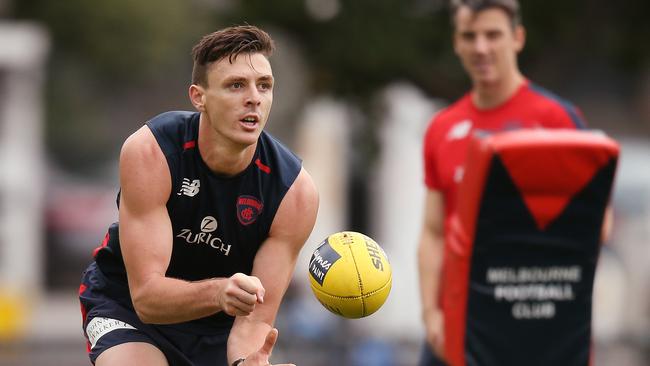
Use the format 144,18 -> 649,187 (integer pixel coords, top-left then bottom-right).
79,262 -> 230,366
418,342 -> 448,366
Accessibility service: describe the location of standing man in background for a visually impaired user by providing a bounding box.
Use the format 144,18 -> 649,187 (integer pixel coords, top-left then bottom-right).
79,25 -> 319,366
417,1 -> 586,364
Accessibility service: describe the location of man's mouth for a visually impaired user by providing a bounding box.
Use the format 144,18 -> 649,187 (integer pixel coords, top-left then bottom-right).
240,115 -> 260,128
473,59 -> 491,71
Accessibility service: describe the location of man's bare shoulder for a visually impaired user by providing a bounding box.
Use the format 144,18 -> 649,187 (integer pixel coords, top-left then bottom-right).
120,125 -> 164,163
269,167 -> 319,240
119,125 -> 171,205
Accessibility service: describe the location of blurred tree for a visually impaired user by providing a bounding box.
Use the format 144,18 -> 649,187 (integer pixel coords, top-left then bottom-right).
223,0 -> 650,103
14,0 -> 214,173
521,0 -> 650,79
224,0 -> 456,99
11,0 -> 650,172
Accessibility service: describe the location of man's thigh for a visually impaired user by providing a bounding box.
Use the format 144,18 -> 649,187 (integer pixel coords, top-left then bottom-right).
96,342 -> 168,366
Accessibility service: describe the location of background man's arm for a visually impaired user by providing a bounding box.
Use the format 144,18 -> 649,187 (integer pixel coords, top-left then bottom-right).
417,189 -> 446,358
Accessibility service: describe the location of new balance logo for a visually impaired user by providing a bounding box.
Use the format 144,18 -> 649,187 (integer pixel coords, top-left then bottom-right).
447,119 -> 472,140
177,178 -> 200,197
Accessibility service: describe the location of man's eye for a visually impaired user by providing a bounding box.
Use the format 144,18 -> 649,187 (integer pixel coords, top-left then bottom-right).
486,31 -> 502,40
232,82 -> 244,88
462,33 -> 475,41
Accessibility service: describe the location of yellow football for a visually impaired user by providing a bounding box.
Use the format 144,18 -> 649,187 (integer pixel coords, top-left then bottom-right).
308,231 -> 392,318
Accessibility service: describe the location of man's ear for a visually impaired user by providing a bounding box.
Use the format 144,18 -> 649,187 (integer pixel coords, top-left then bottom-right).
189,84 -> 206,112
514,25 -> 526,53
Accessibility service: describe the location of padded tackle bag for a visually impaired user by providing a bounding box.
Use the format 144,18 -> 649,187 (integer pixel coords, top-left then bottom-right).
441,129 -> 619,366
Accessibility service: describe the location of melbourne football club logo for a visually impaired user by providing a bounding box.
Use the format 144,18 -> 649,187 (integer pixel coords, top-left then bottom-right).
237,195 -> 263,225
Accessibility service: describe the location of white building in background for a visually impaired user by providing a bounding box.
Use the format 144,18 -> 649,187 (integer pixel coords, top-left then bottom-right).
294,97 -> 351,285
363,82 -> 442,339
0,22 -> 49,339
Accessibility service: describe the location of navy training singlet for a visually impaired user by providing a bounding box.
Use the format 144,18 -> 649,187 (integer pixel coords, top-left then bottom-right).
93,111 -> 302,332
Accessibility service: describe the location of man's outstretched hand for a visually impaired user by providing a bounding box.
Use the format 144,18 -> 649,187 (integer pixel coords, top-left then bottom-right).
239,328 -> 295,366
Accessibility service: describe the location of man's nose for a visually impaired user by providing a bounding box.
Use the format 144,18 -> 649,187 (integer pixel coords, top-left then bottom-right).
245,86 -> 261,106
473,35 -> 489,54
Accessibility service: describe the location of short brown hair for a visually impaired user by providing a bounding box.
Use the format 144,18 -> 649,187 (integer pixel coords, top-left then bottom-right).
191,25 -> 275,86
450,0 -> 521,28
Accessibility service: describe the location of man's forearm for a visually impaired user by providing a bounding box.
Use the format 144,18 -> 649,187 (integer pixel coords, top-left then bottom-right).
130,276 -> 223,324
418,234 -> 445,316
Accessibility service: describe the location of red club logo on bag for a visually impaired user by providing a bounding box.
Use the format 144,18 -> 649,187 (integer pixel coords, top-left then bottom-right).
237,195 -> 264,225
